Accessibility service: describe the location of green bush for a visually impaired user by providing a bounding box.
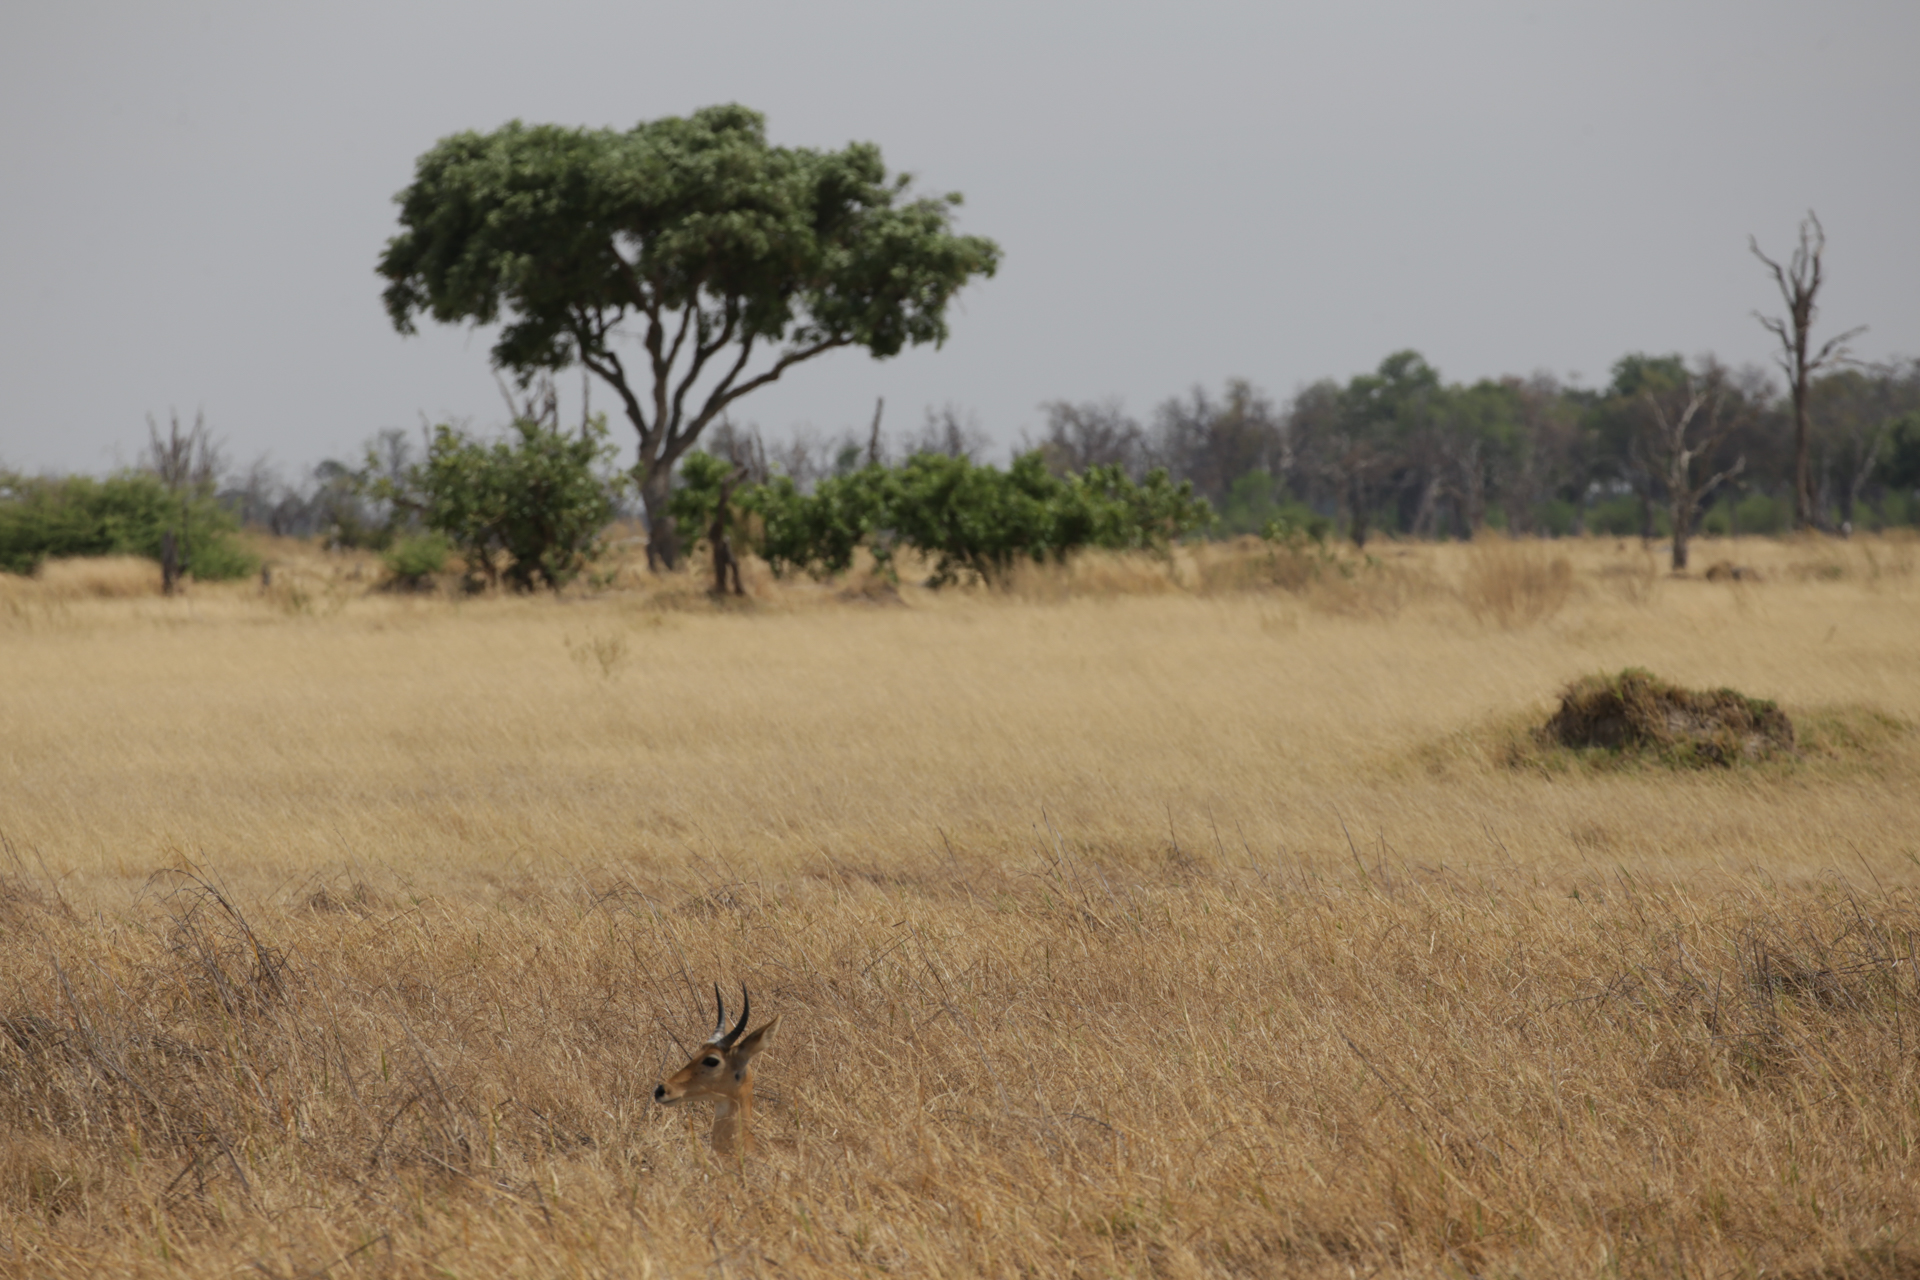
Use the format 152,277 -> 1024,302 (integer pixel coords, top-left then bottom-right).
381,532 -> 452,586
1732,492 -> 1792,536
1535,499 -> 1579,537
744,466 -> 898,579
727,450 -> 1212,586
1585,495 -> 1668,538
0,471 -> 255,578
397,417 -> 621,591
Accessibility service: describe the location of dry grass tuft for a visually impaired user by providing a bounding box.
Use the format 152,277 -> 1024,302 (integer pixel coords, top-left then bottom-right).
1459,538 -> 1575,628
1003,549 -> 1184,601
37,555 -> 165,598
1192,536 -> 1430,619
0,555 -> 162,603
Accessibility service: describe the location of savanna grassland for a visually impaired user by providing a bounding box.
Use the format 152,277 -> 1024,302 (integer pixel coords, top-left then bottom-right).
2,534 -> 1918,1278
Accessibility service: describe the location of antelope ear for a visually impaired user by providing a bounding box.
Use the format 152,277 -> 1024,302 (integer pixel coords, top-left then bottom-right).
730,1016 -> 780,1062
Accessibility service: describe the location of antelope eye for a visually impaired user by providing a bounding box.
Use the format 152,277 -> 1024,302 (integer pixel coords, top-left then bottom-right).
703,1056 -> 721,1067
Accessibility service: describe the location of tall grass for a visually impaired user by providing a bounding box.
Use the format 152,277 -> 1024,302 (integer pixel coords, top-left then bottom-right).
1458,538 -> 1574,628
1,535 -> 1916,1276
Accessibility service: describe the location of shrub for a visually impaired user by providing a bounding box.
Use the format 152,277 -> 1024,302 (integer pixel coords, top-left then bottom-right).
730,450 -> 1212,586
744,466 -> 898,580
1732,492 -> 1793,536
1585,495 -> 1667,538
379,417 -> 622,591
381,532 -> 452,588
0,471 -> 255,579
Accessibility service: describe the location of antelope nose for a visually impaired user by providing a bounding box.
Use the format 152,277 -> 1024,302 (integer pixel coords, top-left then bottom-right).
653,1083 -> 667,1102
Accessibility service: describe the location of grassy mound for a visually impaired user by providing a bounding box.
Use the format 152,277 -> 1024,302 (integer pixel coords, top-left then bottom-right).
1544,668 -> 1795,767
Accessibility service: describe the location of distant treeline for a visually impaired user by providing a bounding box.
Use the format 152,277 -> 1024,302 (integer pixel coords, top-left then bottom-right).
696,349 -> 1920,547
5,349 -> 1919,580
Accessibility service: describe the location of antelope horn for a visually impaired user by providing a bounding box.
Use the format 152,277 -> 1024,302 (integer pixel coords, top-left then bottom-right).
716,985 -> 750,1049
708,983 -> 728,1043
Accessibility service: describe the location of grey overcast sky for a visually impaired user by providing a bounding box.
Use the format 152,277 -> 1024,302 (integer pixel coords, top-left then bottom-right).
2,0 -> 1915,477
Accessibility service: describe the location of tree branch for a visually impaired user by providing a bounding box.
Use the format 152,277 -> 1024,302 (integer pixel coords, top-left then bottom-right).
702,335 -> 854,423
1749,236 -> 1793,306
666,302 -> 740,450
1809,324 -> 1870,373
661,300 -> 697,385
579,343 -> 652,452
1696,456 -> 1746,505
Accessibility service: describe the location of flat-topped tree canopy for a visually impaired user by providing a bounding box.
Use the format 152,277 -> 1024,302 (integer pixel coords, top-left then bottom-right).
379,104 -> 1000,569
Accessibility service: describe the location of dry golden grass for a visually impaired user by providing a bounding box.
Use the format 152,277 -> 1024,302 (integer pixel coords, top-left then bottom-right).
2,533 -> 1918,1277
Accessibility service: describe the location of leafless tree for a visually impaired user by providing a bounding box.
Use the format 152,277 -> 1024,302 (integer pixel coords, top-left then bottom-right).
1750,212 -> 1865,531
908,404 -> 990,460
144,410 -> 223,496
143,410 -> 224,594
1148,380 -> 1285,507
703,418 -> 770,486
1644,363 -> 1746,571
1031,398 -> 1147,476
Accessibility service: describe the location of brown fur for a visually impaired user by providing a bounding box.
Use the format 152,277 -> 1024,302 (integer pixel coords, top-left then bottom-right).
655,1010 -> 779,1155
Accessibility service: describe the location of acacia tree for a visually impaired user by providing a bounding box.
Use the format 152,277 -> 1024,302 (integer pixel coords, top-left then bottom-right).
378,104 -> 999,569
1750,212 -> 1864,531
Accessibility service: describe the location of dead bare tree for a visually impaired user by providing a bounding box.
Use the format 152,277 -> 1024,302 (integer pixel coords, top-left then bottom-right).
1644,366 -> 1745,571
1750,212 -> 1865,531
144,411 -> 223,595
1032,398 -> 1147,476
909,404 -> 990,461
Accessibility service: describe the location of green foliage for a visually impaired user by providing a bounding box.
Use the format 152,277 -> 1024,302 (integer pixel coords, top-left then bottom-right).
377,417 -> 622,591
1215,470 -> 1306,537
1882,410 -> 1920,491
379,104 -> 1000,560
380,106 -> 999,371
0,471 -> 255,579
1698,492 -> 1792,536
730,451 -> 1211,587
1257,507 -> 1334,545
745,466 -> 898,580
667,452 -> 746,551
1584,494 -> 1670,538
381,532 -> 452,586
1534,499 -> 1579,537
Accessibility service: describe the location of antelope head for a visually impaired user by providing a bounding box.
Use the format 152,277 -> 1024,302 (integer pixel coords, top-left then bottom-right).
654,984 -> 779,1155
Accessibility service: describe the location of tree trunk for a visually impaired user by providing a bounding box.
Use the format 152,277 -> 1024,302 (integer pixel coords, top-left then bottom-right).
709,474 -> 744,596
641,469 -> 680,571
161,530 -> 179,596
1346,471 -> 1369,549
1409,473 -> 1441,540
1792,369 -> 1814,531
1669,491 -> 1691,571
